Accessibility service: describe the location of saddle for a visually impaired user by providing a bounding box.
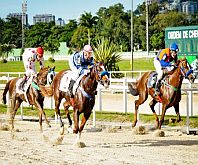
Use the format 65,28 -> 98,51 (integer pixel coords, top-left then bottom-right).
59,71 -> 84,94
147,72 -> 158,88
147,71 -> 168,89
16,78 -> 31,94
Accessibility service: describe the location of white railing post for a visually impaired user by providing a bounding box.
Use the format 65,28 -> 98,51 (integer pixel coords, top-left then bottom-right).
93,107 -> 96,128
7,73 -> 10,82
186,91 -> 189,134
20,102 -> 23,120
188,82 -> 193,116
123,78 -> 127,113
50,96 -> 53,110
98,87 -> 102,112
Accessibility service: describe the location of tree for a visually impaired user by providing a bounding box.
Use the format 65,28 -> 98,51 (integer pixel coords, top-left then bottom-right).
59,19 -> 78,47
70,26 -> 88,51
0,44 -> 14,60
79,12 -> 98,45
96,3 -> 131,51
150,11 -> 188,49
93,38 -> 121,73
25,22 -> 54,48
2,17 -> 22,48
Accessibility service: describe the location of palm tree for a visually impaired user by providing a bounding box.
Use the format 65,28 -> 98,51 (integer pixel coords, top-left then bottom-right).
79,12 -> 98,45
93,38 -> 122,74
0,44 -> 15,60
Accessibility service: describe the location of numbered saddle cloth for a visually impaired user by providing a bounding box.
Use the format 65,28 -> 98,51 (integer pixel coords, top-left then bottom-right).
59,71 -> 84,95
147,71 -> 157,88
16,78 -> 30,94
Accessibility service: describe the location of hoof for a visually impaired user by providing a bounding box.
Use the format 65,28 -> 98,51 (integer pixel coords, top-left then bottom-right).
73,141 -> 86,148
154,130 -> 165,137
67,126 -> 73,134
60,126 -> 64,135
132,126 -> 146,135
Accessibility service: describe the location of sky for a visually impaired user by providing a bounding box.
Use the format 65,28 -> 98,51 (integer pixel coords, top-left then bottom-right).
0,0 -> 144,25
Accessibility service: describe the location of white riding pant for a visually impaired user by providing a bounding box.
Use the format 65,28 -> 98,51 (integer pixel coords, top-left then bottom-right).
70,69 -> 80,81
154,57 -> 174,80
154,57 -> 163,80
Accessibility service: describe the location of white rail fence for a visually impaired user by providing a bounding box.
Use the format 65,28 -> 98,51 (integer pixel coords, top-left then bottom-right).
0,71 -> 197,115
0,71 -> 198,133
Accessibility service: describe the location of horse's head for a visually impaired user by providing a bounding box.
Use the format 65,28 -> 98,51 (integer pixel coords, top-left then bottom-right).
91,62 -> 110,88
178,58 -> 195,83
37,66 -> 56,85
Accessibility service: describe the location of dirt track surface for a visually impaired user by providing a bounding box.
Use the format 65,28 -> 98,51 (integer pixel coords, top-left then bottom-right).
0,118 -> 198,165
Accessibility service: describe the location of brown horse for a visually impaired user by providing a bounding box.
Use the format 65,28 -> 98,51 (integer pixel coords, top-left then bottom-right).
41,62 -> 109,143
128,58 -> 195,129
2,66 -> 56,132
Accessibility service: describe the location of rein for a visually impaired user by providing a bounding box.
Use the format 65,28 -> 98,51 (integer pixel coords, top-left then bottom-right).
32,68 -> 55,90
161,60 -> 193,92
78,63 -> 109,100
161,80 -> 179,92
79,86 -> 94,100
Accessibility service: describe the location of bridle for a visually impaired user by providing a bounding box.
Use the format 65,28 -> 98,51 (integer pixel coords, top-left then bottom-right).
78,63 -> 109,99
93,62 -> 109,84
47,68 -> 56,85
36,68 -> 55,86
179,60 -> 193,79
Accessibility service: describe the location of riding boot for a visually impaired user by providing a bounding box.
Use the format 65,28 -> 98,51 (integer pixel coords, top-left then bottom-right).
68,80 -> 75,106
154,79 -> 161,95
19,75 -> 27,92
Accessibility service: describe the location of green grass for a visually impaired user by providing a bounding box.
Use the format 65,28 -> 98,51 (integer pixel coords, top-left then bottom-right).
0,60 -> 70,72
1,104 -> 197,128
118,58 -> 155,71
0,58 -> 155,73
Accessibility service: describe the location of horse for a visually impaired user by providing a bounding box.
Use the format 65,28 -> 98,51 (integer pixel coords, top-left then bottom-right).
2,66 -> 56,132
41,62 -> 110,143
128,58 -> 195,129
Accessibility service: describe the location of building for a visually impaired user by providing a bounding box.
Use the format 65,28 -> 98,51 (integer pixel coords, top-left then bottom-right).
7,13 -> 28,26
33,14 -> 55,24
154,0 -> 198,15
181,1 -> 198,14
165,25 -> 198,63
55,18 -> 65,26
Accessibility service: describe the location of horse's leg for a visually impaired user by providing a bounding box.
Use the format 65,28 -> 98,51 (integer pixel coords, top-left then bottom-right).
73,111 -> 91,143
174,103 -> 181,122
132,93 -> 148,127
149,99 -> 159,128
39,98 -> 51,128
79,112 -> 91,132
158,104 -> 167,129
54,98 -> 64,127
73,109 -> 80,134
63,101 -> 72,126
34,99 -> 50,132
10,97 -> 22,131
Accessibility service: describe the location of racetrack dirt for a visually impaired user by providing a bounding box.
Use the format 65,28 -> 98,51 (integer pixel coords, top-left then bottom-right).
0,118 -> 198,165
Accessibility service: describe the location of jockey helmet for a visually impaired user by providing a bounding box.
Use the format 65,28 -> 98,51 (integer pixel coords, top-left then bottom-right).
36,46 -> 44,57
83,45 -> 93,53
170,43 -> 179,52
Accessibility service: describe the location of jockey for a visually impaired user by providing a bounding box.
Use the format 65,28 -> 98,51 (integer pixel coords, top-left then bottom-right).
68,44 -> 94,103
153,43 -> 179,95
19,46 -> 44,91
191,55 -> 198,78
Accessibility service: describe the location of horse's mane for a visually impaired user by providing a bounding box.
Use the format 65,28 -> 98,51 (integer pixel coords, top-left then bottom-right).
164,59 -> 183,76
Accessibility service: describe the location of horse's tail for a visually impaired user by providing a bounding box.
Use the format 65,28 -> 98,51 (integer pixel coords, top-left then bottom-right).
128,82 -> 139,96
39,84 -> 54,97
2,80 -> 12,104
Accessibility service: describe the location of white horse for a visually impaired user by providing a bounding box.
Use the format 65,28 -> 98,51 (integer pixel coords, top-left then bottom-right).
191,58 -> 198,79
